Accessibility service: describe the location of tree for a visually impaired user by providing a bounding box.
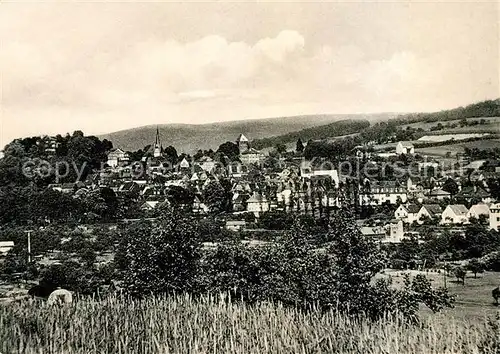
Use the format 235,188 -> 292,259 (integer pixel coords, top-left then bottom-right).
216,142 -> 240,161
296,138 -> 304,153
275,143 -> 287,155
163,145 -> 178,165
442,178 -> 459,197
203,181 -> 231,213
166,185 -> 195,209
467,258 -> 485,278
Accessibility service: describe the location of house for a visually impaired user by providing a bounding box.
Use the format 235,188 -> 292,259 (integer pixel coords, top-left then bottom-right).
352,145 -> 372,160
117,181 -> 141,196
196,156 -> 216,172
60,183 -> 77,194
179,158 -> 190,169
360,226 -> 386,239
396,142 -> 414,155
359,182 -> 408,206
240,148 -> 265,165
406,177 -> 424,192
193,195 -> 209,214
232,192 -> 248,212
107,148 -> 129,168
456,185 -> 492,204
300,165 -> 340,187
0,241 -> 14,256
428,188 -> 451,201
225,220 -> 246,232
467,203 -> 490,220
416,204 -> 443,224
384,220 -> 404,243
418,161 -> 439,172
441,204 -> 469,225
394,204 -> 420,224
140,201 -> 163,211
489,203 -> 500,230
464,160 -> 486,171
246,191 -> 269,216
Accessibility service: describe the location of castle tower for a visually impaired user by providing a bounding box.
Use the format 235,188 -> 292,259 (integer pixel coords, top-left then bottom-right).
236,133 -> 249,153
153,126 -> 162,158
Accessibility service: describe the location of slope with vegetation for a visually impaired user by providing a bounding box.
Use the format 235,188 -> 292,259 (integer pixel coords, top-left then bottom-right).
99,113 -> 392,153
251,119 -> 370,150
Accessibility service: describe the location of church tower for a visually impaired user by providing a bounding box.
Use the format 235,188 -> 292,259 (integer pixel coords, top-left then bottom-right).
153,126 -> 162,158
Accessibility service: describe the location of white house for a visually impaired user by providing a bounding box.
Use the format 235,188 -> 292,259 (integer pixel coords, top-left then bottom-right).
225,220 -> 246,232
384,220 -> 404,243
394,204 -> 420,224
441,204 -> 469,225
467,203 -> 490,220
300,167 -> 340,187
277,188 -> 292,206
140,200 -> 160,211
359,185 -> 408,206
179,158 -> 190,169
396,142 -> 415,155
240,148 -> 265,165
196,156 -> 216,172
0,241 -> 14,256
107,148 -> 129,168
246,192 -> 269,216
489,203 -> 500,230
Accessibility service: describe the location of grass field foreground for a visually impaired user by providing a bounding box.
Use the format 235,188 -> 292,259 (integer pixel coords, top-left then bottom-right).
1,294 -> 499,354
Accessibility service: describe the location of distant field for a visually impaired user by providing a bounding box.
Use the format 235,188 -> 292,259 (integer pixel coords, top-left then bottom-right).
403,116 -> 500,131
416,139 -> 500,157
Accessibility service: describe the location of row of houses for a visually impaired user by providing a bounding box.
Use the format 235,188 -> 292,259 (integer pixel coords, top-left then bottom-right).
394,202 -> 496,227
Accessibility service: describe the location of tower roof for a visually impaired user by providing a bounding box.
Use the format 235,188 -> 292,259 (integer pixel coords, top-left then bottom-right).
237,133 -> 248,142
154,126 -> 162,147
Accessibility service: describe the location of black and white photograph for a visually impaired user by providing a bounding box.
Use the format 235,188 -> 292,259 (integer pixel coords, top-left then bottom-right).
0,1 -> 499,353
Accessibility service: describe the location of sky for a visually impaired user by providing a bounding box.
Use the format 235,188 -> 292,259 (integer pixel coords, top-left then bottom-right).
0,0 -> 499,148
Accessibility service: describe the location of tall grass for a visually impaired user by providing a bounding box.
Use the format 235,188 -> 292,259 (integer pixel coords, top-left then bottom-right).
0,294 -> 498,354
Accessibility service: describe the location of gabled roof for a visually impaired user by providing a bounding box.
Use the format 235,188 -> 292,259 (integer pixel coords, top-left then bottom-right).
401,204 -> 420,214
247,192 -> 263,203
447,204 -> 468,215
468,203 -> 490,215
397,141 -> 414,148
421,204 -> 443,216
429,188 -> 451,196
179,158 -> 190,168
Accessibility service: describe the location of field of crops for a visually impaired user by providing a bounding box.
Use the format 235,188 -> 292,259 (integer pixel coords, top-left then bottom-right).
1,294 -> 499,354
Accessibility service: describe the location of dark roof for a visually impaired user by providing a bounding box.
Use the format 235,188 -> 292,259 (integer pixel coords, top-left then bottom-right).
405,204 -> 421,213
456,186 -> 491,198
422,204 -> 443,216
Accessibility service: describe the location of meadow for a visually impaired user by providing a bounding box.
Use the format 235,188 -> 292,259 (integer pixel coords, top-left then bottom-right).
385,270 -> 500,323
1,292 -> 499,354
415,139 -> 500,157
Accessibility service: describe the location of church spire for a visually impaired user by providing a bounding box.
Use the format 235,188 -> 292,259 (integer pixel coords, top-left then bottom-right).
155,126 -> 161,147
153,126 -> 162,157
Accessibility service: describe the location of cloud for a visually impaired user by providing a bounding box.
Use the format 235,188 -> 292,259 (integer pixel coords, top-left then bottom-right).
0,2 -> 497,147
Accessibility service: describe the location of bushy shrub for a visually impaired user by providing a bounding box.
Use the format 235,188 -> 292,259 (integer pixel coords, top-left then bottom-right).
118,210 -> 202,297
